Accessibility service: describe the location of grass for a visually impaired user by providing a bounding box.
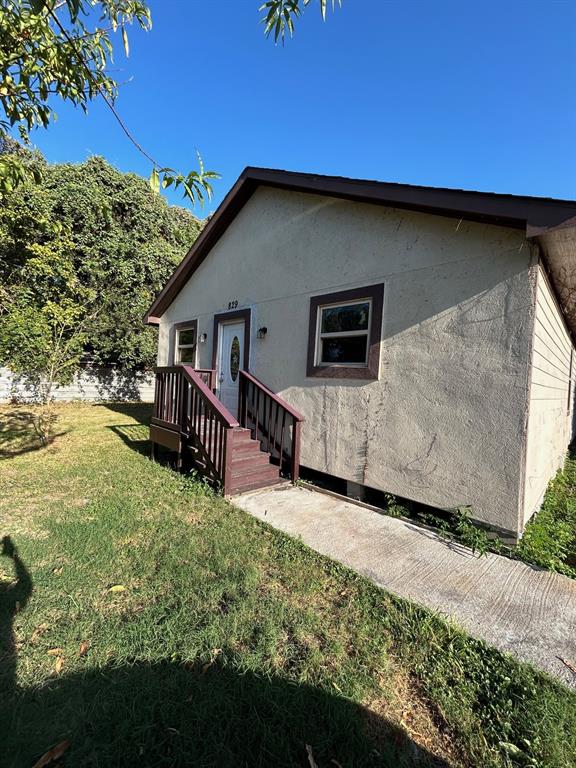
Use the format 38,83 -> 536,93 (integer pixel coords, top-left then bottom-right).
1,403 -> 575,768
516,448 -> 576,578
376,453 -> 576,577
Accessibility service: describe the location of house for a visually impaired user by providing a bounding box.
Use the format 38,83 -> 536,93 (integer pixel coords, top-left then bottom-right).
145,167 -> 576,540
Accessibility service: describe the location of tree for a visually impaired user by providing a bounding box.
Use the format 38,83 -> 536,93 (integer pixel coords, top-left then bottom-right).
0,146 -> 202,376
0,0 -> 218,203
0,0 -> 339,199
0,145 -> 202,434
0,164 -> 95,436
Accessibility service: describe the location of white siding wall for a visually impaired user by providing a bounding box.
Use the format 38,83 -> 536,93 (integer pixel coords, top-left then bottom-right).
522,266 -> 576,527
0,367 -> 154,403
157,187 -> 535,536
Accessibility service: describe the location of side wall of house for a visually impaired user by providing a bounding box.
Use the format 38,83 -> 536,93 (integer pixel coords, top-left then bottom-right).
522,264 -> 575,527
158,187 -> 534,536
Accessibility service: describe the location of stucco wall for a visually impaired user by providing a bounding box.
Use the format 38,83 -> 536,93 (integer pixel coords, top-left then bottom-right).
158,187 -> 534,535
522,265 -> 575,526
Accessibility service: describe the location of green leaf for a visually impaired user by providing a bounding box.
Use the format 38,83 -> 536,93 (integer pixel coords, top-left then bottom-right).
65,0 -> 82,23
149,167 -> 160,194
30,0 -> 47,14
122,26 -> 130,57
499,742 -> 524,757
261,0 -> 340,41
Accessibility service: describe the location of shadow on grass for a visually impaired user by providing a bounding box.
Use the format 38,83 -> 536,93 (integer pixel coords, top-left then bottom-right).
0,539 -> 451,767
105,404 -> 182,469
0,409 -> 67,459
5,661 -> 451,768
109,424 -> 151,458
104,403 -> 154,458
109,425 -> 182,472
1,537 -> 33,694
101,402 -> 153,426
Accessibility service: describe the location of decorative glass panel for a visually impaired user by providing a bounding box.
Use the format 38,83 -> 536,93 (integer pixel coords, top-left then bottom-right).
179,347 -> 195,363
178,328 -> 196,346
230,336 -> 240,381
320,335 -> 368,364
321,302 -> 369,333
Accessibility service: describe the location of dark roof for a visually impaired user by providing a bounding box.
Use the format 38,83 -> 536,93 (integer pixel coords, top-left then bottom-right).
145,167 -> 576,324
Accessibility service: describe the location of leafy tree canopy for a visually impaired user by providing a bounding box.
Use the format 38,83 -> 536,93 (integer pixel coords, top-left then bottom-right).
0,0 -> 218,202
0,142 -> 202,376
1,0 -> 339,200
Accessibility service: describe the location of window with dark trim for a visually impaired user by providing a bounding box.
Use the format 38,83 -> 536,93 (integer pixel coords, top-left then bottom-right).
173,320 -> 197,365
307,284 -> 384,379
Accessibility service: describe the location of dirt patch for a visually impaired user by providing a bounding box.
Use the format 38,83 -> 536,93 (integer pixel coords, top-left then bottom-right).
363,667 -> 465,767
0,511 -> 50,540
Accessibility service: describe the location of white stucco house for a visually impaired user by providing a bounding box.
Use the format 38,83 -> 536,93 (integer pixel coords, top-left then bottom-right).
145,168 -> 576,540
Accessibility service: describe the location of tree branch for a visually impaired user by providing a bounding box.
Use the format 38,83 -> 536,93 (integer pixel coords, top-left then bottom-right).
46,5 -> 161,168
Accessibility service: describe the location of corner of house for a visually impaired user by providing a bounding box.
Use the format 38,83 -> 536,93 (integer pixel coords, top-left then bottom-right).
516,241 -> 541,538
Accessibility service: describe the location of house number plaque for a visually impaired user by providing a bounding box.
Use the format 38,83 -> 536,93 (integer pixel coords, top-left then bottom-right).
227,300 -> 238,310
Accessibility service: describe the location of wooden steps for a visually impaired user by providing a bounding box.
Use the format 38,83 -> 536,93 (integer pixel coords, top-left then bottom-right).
184,423 -> 283,495
152,367 -> 303,496
227,427 -> 284,494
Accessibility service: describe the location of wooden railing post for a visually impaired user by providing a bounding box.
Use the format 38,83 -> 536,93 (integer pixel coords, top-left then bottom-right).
153,372 -> 159,419
291,418 -> 301,484
222,426 -> 234,495
179,371 -> 187,432
239,374 -> 246,428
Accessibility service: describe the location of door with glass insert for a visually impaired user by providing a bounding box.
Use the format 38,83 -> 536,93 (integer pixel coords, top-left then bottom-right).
217,321 -> 244,417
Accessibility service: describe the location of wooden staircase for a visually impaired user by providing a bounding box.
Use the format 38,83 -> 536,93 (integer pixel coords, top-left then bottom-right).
150,366 -> 304,496
186,423 -> 286,494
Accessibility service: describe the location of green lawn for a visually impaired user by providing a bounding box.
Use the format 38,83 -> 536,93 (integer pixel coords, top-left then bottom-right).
1,404 -> 575,768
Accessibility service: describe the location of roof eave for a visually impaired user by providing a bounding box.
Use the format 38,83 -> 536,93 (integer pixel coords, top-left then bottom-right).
144,167 -> 576,325
144,171 -> 258,324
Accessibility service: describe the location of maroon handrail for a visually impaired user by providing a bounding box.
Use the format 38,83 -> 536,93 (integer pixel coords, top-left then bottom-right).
180,366 -> 238,427
152,366 -> 304,490
238,370 -> 304,482
153,366 -> 237,492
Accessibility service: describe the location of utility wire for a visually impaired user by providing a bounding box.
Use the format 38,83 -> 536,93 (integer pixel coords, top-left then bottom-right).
46,5 -> 161,169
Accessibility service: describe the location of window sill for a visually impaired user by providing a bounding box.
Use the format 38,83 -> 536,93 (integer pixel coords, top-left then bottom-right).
306,364 -> 379,380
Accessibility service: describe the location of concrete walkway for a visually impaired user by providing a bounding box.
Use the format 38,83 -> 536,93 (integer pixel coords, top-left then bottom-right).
234,484 -> 576,689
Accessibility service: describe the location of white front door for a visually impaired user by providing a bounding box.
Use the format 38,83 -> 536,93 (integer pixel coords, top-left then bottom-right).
217,321 -> 245,417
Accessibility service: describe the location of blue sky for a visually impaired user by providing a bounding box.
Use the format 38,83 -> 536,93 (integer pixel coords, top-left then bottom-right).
30,0 -> 576,213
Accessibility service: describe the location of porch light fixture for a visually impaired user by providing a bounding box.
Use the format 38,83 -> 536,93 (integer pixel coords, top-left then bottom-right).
199,333 -> 207,343
257,327 -> 268,339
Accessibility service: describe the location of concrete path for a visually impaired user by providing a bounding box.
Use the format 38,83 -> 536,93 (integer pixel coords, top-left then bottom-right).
234,484 -> 576,689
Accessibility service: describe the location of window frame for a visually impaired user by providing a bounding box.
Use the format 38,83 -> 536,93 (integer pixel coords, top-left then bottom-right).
172,319 -> 198,366
315,298 -> 372,368
212,308 -> 252,372
306,284 -> 384,380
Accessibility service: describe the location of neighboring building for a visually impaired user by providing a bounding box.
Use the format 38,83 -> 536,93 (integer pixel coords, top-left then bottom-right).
145,168 -> 576,540
0,366 -> 154,403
